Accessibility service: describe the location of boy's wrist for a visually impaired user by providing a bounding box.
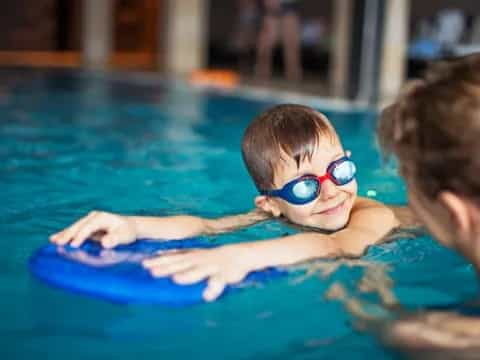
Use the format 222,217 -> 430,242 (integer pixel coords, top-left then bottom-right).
126,216 -> 140,238
235,234 -> 344,270
227,242 -> 270,272
231,241 -> 286,270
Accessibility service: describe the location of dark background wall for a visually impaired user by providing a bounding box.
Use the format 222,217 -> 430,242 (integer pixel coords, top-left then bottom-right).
0,0 -> 160,52
0,0 -> 59,50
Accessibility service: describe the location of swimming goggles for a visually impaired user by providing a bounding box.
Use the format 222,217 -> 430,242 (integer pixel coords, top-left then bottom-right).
260,156 -> 356,205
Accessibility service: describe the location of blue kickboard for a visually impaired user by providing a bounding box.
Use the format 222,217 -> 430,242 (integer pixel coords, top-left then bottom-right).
29,238 -> 287,306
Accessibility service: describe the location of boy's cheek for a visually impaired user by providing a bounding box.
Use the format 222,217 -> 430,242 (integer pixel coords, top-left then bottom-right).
281,205 -> 310,222
284,205 -> 319,225
347,180 -> 358,196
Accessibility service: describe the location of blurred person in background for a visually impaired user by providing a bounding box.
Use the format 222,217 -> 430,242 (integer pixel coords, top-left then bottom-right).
230,0 -> 260,73
255,0 -> 302,82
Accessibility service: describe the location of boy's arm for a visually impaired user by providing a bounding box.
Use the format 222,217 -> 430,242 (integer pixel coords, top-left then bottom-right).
387,205 -> 423,230
143,197 -> 400,300
240,200 -> 422,268
50,209 -> 270,248
244,197 -> 400,266
131,209 -> 271,239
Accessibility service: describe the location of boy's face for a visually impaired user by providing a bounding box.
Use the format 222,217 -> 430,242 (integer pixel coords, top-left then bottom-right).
257,136 -> 358,231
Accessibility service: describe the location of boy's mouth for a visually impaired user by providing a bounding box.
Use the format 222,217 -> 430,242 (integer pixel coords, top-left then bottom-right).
316,199 -> 346,216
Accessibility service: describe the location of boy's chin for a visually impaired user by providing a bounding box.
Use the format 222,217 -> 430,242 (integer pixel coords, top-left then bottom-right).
298,218 -> 348,233
319,218 -> 349,232
323,222 -> 348,232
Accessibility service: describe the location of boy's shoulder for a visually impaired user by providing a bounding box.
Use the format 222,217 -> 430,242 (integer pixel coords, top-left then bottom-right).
354,197 -> 423,233
351,197 -> 398,227
386,204 -> 422,230
353,196 -> 389,210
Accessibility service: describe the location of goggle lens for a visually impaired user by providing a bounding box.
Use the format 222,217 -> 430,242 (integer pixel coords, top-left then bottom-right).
331,160 -> 356,185
291,178 -> 319,200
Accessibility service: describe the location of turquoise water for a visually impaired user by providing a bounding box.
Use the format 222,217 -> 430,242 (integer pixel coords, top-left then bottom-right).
1,68 -> 477,359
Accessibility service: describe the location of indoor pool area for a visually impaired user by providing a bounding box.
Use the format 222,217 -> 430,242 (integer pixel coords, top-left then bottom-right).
1,68 -> 478,359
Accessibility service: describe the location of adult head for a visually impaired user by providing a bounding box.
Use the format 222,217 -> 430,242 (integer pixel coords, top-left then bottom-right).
378,54 -> 480,270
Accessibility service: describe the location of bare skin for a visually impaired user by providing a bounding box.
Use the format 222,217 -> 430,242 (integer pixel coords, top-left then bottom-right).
50,209 -> 270,248
372,185 -> 480,353
385,311 -> 480,351
51,133 -> 410,302
324,174 -> 480,354
327,266 -> 480,356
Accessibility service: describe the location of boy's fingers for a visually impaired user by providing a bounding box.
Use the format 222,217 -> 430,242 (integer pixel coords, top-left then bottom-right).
203,276 -> 227,302
100,230 -> 132,248
70,218 -> 106,248
150,261 -> 195,278
50,227 -> 74,245
50,231 -> 61,240
90,232 -> 104,241
50,214 -> 94,245
100,233 -> 119,249
143,252 -> 191,267
172,265 -> 215,284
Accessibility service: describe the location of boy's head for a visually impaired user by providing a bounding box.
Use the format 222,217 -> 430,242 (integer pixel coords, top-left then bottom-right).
242,104 -> 358,231
378,54 -> 480,266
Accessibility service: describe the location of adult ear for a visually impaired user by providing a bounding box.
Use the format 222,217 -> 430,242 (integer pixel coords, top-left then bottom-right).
254,195 -> 282,217
438,191 -> 472,236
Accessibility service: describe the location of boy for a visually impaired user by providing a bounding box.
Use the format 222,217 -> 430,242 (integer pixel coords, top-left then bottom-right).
51,104 -> 406,301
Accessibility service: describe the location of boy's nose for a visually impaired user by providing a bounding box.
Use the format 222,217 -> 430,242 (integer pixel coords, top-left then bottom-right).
319,179 -> 339,200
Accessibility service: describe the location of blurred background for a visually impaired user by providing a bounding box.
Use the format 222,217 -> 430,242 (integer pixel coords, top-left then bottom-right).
0,0 -> 479,105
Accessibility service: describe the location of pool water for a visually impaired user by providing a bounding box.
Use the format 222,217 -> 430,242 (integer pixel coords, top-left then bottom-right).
1,68 -> 477,359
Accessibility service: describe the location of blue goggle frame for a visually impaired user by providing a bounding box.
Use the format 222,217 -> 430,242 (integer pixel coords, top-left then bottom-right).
260,156 -> 356,205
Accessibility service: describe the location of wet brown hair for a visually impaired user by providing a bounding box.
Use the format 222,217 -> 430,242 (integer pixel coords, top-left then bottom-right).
378,54 -> 480,202
242,104 -> 336,190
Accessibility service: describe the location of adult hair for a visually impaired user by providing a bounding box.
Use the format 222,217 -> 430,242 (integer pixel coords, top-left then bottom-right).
378,54 -> 480,202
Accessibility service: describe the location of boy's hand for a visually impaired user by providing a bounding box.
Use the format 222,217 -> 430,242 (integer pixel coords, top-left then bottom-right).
50,211 -> 137,248
142,245 -> 252,302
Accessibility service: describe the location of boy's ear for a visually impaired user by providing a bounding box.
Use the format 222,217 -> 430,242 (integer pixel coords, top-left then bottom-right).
255,195 -> 282,217
438,191 -> 472,236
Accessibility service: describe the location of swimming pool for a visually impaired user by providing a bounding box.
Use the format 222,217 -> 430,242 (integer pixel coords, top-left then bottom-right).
1,68 -> 477,359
